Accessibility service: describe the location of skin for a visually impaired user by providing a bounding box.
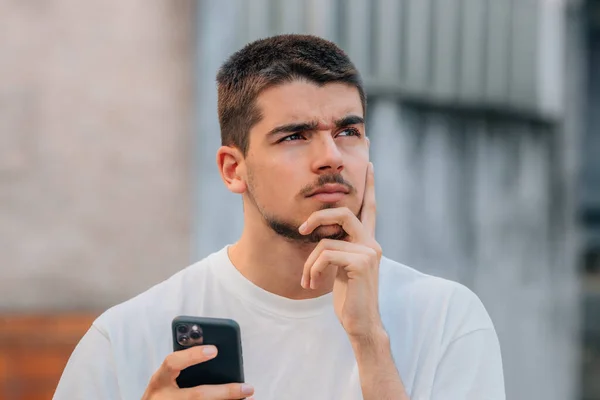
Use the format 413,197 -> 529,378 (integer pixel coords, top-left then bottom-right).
142,80 -> 409,399
220,80 -> 370,301
142,346 -> 254,400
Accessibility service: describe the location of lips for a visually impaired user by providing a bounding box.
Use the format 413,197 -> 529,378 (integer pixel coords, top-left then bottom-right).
307,184 -> 350,197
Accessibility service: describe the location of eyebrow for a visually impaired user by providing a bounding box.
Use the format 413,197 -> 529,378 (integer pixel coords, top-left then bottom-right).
266,114 -> 365,137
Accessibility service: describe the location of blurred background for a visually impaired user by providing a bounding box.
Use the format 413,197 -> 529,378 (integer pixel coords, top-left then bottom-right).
0,0 -> 598,399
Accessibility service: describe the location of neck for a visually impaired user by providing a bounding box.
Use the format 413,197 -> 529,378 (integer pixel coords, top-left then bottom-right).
228,217 -> 336,300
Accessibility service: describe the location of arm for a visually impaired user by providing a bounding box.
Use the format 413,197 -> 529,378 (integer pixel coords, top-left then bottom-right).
300,163 -> 409,399
300,164 -> 504,399
430,328 -> 505,400
351,325 -> 504,400
351,328 -> 410,400
53,324 -> 121,399
54,325 -> 255,400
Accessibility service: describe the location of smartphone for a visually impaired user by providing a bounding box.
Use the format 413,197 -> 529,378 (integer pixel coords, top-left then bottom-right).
172,316 -> 245,388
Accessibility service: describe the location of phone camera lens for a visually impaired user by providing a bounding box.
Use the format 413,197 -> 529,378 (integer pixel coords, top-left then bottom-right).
179,335 -> 189,345
177,324 -> 189,334
190,330 -> 201,340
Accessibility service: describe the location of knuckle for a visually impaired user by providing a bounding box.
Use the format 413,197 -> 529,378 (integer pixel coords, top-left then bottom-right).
313,241 -> 325,254
146,373 -> 162,391
310,267 -> 320,279
373,243 -> 382,257
162,355 -> 177,373
319,239 -> 333,249
365,240 -> 381,258
364,248 -> 376,260
366,246 -> 379,259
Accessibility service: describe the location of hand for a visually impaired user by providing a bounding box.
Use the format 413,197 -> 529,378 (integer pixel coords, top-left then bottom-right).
141,345 -> 254,400
299,162 -> 384,341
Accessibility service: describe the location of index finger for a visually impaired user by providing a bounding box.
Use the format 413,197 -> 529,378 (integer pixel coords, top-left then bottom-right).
359,162 -> 376,237
156,345 -> 218,385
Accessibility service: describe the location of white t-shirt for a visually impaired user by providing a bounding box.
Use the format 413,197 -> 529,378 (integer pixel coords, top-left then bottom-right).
54,246 -> 505,400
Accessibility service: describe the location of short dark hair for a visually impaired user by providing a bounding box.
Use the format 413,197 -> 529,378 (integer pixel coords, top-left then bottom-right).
216,34 -> 366,156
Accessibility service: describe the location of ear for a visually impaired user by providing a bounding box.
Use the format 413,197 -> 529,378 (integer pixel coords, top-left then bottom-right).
216,146 -> 247,194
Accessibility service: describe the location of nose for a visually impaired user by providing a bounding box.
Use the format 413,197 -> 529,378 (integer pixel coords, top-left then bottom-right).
311,134 -> 344,173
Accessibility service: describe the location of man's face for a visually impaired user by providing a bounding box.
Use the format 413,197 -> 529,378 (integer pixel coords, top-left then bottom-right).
242,80 -> 369,243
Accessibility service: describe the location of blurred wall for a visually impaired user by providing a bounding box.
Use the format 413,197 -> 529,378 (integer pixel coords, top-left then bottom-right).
0,0 -> 195,310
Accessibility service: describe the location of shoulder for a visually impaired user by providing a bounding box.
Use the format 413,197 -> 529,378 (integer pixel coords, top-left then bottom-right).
92,254 -> 215,338
379,255 -> 469,296
379,256 -> 496,338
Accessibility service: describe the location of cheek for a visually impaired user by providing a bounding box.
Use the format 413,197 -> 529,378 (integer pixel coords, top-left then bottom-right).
346,145 -> 370,163
250,166 -> 296,201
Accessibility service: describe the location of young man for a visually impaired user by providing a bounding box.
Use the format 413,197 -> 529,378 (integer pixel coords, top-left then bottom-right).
54,34 -> 505,400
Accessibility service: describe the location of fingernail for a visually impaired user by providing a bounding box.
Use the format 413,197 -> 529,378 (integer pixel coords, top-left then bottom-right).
370,162 -> 374,172
300,276 -> 306,288
203,346 -> 217,356
299,222 -> 307,233
241,384 -> 254,395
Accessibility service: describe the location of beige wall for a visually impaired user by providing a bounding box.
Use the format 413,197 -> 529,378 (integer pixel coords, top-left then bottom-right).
0,0 -> 195,310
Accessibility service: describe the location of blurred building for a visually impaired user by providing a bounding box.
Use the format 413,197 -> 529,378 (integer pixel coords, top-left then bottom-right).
0,0 -> 598,399
0,0 -> 195,309
582,1 -> 600,399
583,1 -> 600,273
0,1 -> 195,398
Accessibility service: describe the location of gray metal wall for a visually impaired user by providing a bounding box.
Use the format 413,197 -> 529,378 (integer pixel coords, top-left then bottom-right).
193,1 -> 582,399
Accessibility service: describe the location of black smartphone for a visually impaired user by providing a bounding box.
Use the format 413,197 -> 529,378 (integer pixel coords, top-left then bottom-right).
171,316 -> 245,388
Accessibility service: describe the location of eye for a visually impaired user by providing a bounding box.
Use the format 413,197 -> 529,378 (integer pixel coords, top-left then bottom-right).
337,127 -> 362,138
279,133 -> 305,142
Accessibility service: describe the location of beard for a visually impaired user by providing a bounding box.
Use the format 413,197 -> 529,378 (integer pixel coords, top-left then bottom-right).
245,173 -> 359,244
266,205 -> 349,243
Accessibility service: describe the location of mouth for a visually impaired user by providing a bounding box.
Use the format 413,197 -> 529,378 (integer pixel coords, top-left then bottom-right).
307,184 -> 350,202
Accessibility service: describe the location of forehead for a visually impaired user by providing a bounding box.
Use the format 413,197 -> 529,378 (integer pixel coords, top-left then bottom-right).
255,81 -> 363,127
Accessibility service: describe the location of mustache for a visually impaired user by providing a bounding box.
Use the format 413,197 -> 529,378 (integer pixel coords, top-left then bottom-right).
299,174 -> 356,197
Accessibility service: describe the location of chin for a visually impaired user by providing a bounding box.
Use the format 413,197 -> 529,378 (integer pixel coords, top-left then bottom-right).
317,201 -> 342,210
